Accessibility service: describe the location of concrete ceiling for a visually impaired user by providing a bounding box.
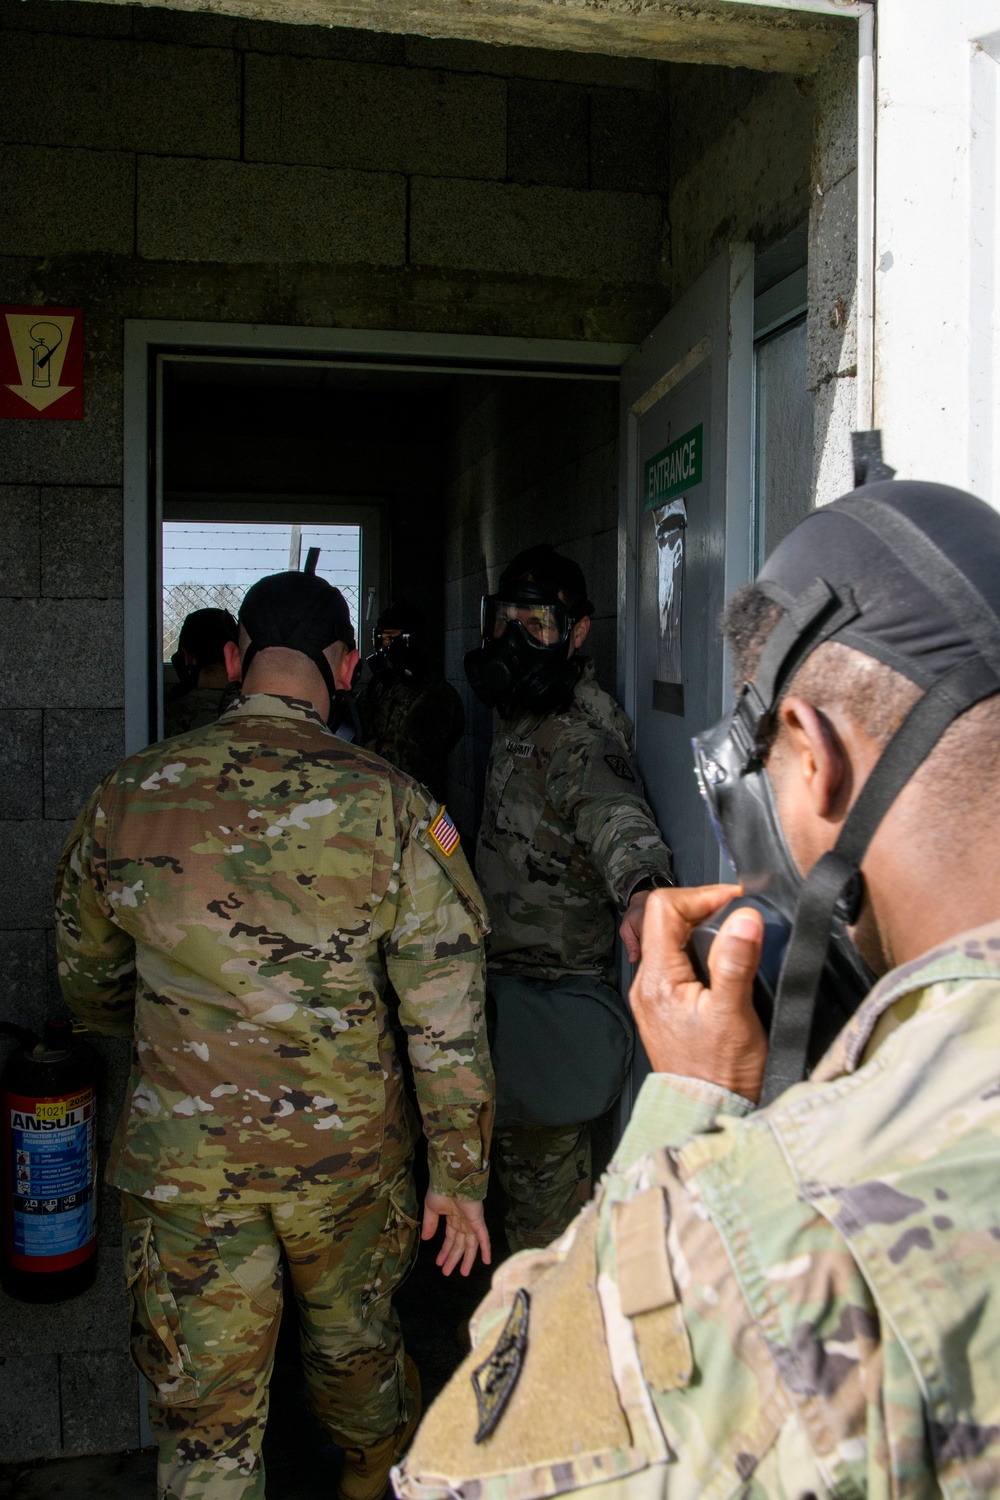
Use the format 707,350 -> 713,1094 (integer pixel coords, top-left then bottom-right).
75,0 -> 853,72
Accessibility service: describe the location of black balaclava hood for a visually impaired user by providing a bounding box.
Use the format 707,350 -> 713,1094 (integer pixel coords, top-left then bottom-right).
238,571 -> 356,722
694,458 -> 1000,1103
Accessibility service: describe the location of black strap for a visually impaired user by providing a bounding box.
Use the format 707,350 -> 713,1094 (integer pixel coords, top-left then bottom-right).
760,654 -> 1000,1104
734,581 -> 859,764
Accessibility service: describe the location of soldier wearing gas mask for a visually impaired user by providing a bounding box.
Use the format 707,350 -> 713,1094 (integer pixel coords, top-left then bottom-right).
465,544 -> 674,1253
398,467 -> 1000,1500
358,600 -> 465,800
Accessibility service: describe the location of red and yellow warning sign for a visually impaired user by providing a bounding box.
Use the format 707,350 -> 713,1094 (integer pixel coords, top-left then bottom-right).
0,305 -> 83,420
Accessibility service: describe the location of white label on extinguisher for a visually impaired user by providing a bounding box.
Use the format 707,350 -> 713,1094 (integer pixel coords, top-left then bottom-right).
9,1089 -> 96,1259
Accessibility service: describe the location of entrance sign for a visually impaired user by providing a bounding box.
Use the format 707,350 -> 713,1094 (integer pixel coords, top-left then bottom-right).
0,306 -> 83,419
644,423 -> 703,508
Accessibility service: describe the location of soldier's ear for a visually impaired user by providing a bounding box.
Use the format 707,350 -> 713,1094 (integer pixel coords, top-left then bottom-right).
571,616 -> 591,651
223,639 -> 242,682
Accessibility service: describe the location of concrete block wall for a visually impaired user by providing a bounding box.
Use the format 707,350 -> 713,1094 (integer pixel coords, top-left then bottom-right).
807,35 -> 859,504
441,377 -> 619,838
0,0 -> 676,1462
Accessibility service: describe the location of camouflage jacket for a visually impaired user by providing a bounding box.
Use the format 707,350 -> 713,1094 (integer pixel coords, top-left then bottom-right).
396,920 -> 1000,1500
162,683 -> 228,738
476,660 -> 673,984
358,672 -> 465,801
55,694 -> 494,1205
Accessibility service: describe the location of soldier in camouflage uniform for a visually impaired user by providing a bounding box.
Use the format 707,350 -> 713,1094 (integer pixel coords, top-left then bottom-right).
162,607 -> 240,739
55,570 -> 494,1500
396,479 -> 1000,1498
357,601 -> 465,801
465,546 -> 673,1252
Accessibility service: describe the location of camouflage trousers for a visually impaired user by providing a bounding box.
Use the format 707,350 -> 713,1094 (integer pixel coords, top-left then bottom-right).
121,1163 -> 419,1500
494,1123 -> 591,1252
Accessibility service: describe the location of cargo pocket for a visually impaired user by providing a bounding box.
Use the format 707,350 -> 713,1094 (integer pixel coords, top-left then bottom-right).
123,1219 -> 199,1407
362,1187 -> 419,1312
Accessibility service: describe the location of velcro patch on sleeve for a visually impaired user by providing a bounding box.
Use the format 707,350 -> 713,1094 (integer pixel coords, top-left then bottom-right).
428,806 -> 460,856
472,1287 -> 530,1443
613,1186 -> 677,1317
604,754 -> 636,782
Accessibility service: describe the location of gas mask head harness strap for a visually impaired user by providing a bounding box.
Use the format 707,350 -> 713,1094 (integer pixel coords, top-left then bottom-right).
238,555 -> 357,732
464,544 -> 595,717
695,441 -> 1000,1105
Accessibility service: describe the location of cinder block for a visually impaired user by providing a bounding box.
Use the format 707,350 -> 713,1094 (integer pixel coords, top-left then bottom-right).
1,33 -> 240,157
0,0 -> 133,37
590,87 -> 670,195
0,1353 -> 61,1462
0,710 -> 42,817
404,35 -> 656,91
668,73 -> 812,304
807,168 -> 857,388
44,708 -> 123,818
813,34 -> 857,193
0,346 -> 124,488
245,54 -> 505,180
0,1250 -> 128,1359
0,485 -> 40,596
244,16 -> 405,63
666,62 -> 760,185
0,145 -> 133,257
40,487 -> 122,599
812,372 -> 856,507
0,928 -> 49,1035
0,818 -> 74,928
62,1346 -> 140,1456
410,178 -> 663,282
137,157 -> 407,267
132,5 -> 242,46
507,80 -> 588,188
0,598 -> 124,709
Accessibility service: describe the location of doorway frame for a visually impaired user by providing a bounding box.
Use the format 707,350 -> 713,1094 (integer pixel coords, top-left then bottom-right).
123,321 -> 632,753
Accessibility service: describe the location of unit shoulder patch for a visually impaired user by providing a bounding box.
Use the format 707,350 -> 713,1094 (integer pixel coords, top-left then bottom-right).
604,754 -> 636,782
428,806 -> 460,856
472,1287 -> 530,1443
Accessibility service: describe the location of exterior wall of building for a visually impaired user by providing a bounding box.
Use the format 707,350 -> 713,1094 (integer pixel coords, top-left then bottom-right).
0,0 -> 674,1461
0,0 -> 851,1462
874,0 -> 1000,507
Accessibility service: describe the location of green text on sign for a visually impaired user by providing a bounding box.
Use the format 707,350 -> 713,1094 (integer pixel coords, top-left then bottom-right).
644,424 -> 703,509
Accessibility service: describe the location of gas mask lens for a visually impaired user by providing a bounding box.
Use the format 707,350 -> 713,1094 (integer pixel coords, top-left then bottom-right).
482,596 -> 571,648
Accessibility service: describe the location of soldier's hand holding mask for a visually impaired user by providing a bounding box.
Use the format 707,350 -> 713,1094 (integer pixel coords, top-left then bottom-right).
629,886 -> 768,1102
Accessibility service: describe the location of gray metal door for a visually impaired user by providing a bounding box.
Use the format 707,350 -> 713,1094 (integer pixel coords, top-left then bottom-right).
618,245 -> 754,887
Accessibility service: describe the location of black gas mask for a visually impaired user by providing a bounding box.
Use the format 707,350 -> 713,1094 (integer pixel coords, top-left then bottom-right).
688,444 -> 1000,1105
464,588 -> 585,717
367,631 -> 417,685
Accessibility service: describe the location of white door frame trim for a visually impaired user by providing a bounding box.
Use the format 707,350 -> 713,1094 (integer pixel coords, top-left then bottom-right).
122,321 -> 634,752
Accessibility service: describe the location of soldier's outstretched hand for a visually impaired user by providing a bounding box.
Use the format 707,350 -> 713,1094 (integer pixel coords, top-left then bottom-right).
422,1191 -> 492,1277
629,885 -> 768,1103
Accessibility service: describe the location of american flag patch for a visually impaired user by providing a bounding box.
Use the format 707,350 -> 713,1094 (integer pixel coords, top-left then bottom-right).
428,807 -> 460,856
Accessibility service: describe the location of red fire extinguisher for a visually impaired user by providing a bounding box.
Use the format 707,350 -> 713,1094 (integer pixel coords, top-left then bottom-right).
1,1018 -> 99,1303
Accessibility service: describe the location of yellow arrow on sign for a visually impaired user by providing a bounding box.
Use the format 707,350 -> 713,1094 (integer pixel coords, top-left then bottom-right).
5,312 -> 76,412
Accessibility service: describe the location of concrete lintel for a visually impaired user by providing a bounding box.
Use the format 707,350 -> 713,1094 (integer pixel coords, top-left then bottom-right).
72,0 -> 853,73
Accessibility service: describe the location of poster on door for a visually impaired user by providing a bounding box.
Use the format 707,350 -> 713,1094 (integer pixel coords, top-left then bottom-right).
651,495 -> 686,684
644,423 -> 702,697
0,306 -> 83,420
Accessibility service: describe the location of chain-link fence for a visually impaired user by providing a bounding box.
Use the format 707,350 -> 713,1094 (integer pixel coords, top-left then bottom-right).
163,581 -> 361,660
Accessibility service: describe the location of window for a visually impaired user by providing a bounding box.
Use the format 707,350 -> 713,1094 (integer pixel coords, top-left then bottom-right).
162,520 -> 361,660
